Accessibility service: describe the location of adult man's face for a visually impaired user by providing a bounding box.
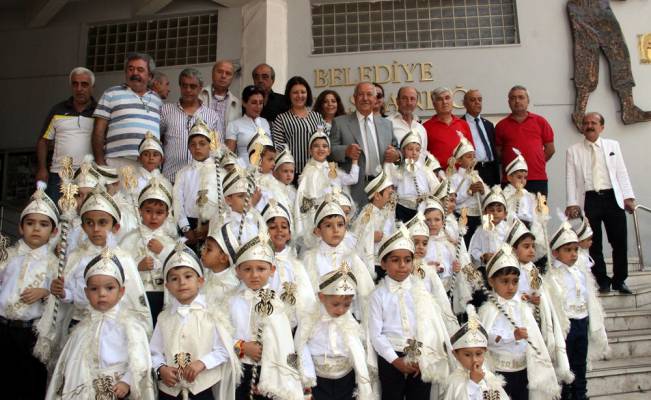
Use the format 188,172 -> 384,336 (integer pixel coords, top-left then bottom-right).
508,89 -> 529,114
253,65 -> 274,93
180,75 -> 202,104
582,113 -> 604,142
464,90 -> 483,116
212,61 -> 234,93
71,73 -> 93,105
397,87 -> 418,116
433,91 -> 453,115
125,58 -> 150,93
354,83 -> 376,116
152,77 -> 170,100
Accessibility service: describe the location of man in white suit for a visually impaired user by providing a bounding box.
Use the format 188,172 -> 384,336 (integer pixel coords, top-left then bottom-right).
565,112 -> 636,294
330,81 -> 400,206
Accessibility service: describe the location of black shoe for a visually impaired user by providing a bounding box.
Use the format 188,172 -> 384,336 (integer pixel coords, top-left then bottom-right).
612,283 -> 633,295
598,283 -> 611,294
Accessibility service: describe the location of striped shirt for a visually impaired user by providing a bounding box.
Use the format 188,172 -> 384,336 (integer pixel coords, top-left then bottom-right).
93,85 -> 162,159
160,101 -> 221,183
271,110 -> 327,175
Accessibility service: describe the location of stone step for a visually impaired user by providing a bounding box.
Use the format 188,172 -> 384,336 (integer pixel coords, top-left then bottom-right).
605,307 -> 651,332
592,390 -> 650,399
598,284 -> 651,310
623,270 -> 651,286
587,356 -> 651,397
608,329 -> 651,358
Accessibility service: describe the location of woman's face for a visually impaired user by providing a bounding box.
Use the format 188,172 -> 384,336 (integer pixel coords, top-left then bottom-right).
373,86 -> 384,113
243,93 -> 264,118
323,93 -> 339,118
290,84 -> 308,109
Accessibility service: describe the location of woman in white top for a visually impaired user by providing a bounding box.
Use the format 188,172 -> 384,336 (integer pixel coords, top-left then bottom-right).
225,85 -> 271,166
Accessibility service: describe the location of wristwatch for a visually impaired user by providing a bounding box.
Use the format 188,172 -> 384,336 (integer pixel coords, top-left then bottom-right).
155,364 -> 165,380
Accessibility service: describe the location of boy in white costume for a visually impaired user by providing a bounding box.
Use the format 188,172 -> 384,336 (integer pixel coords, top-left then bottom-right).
46,249 -> 155,400
95,163 -> 139,242
296,265 -> 374,400
469,186 -> 510,268
151,243 -> 240,400
229,231 -> 305,400
1,189 -> 58,399
479,244 -> 560,400
369,226 -> 451,399
444,304 -> 508,400
573,217 -> 595,270
135,132 -> 168,192
200,223 -> 240,304
218,165 -> 266,246
119,174 -> 178,324
547,222 -> 608,400
273,147 -> 298,212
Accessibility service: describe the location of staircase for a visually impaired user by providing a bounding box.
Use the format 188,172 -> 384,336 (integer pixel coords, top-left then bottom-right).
587,260 -> 651,399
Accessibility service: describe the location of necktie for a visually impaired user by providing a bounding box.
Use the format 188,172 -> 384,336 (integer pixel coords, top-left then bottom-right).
474,117 -> 493,161
591,142 -> 601,192
363,116 -> 381,176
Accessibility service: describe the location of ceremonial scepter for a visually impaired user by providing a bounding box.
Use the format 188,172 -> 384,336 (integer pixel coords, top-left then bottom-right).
237,141 -> 263,245
250,285 -> 275,400
0,206 -> 9,263
536,193 -> 553,274
447,207 -> 468,299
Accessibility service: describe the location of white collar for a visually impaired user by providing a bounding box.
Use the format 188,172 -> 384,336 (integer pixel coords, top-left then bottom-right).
170,293 -> 207,311
356,111 -> 373,123
584,137 -> 602,148
17,240 -> 48,257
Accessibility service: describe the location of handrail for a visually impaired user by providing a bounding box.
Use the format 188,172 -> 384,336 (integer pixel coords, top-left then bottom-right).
632,204 -> 651,270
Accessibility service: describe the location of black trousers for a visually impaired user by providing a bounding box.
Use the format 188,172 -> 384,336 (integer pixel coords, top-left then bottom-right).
396,204 -> 417,223
562,317 -> 589,400
584,190 -> 628,288
0,322 -> 47,400
476,161 -> 501,187
524,180 -> 548,196
159,388 -> 214,400
462,215 -> 481,248
312,370 -> 356,400
186,217 -> 206,256
147,291 -> 164,327
378,353 -> 430,400
236,364 -> 270,400
499,369 -> 528,400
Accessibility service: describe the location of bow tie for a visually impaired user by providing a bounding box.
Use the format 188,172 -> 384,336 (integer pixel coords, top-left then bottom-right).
405,159 -> 416,173
176,304 -> 203,317
388,278 -> 412,293
243,288 -> 261,301
89,306 -> 119,322
17,241 -> 42,259
191,159 -> 211,169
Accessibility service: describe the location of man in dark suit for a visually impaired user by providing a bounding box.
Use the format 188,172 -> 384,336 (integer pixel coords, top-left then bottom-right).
330,82 -> 400,206
252,63 -> 289,123
463,89 -> 500,186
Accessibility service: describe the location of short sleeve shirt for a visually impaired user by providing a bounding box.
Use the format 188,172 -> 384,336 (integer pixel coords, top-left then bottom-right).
423,115 -> 474,166
495,112 -> 554,181
93,85 -> 162,159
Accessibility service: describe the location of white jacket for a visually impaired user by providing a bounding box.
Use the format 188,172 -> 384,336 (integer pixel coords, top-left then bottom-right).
566,137 -> 634,210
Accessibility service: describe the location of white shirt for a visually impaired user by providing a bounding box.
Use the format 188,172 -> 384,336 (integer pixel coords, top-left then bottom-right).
394,163 -> 433,207
228,284 -> 271,364
451,168 -> 486,217
503,184 -> 536,223
225,115 -> 271,166
468,220 -> 508,265
487,295 -> 527,357
425,232 -> 456,279
464,114 -> 492,162
553,259 -> 589,319
173,157 -> 215,229
356,111 -> 380,176
0,241 -> 52,321
90,305 -> 133,385
468,378 -> 490,400
387,112 -> 428,152
584,138 -> 612,191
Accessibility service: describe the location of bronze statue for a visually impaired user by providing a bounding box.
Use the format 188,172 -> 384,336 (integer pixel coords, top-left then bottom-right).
568,0 -> 651,129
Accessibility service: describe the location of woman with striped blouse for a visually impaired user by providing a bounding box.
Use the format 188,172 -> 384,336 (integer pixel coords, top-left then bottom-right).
271,76 -> 327,176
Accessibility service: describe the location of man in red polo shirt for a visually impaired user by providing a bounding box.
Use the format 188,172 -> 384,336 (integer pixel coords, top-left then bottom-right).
424,87 -> 474,167
495,85 -> 555,195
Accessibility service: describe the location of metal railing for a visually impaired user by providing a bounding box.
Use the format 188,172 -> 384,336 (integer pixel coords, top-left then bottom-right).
633,204 -> 651,270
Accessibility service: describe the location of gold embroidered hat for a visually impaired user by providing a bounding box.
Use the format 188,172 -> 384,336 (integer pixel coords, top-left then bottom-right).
219,150 -> 239,168
274,147 -> 295,171
486,243 -> 519,278
451,305 -> 488,350
452,131 -> 475,159
505,217 -> 534,247
314,198 -> 346,225
308,126 -> 330,149
222,166 -> 251,197
550,221 -> 579,250
207,221 -> 239,265
235,229 -> 275,267
406,212 -> 429,238
138,131 -> 164,155
138,171 -> 173,208
80,184 -> 121,221
399,131 -> 421,149
318,262 -> 357,296
247,130 -> 273,155
432,178 -> 455,201
424,152 -> 442,172
261,199 -> 292,224
331,187 -> 354,210
418,196 -> 445,215
573,217 -> 594,242
505,147 -> 528,176
94,163 -> 120,185
84,247 -> 125,286
481,185 -> 507,210
378,224 -> 415,261
163,242 -> 203,280
20,188 -> 60,224
74,155 -> 101,188
364,170 -> 393,199
188,118 -> 212,142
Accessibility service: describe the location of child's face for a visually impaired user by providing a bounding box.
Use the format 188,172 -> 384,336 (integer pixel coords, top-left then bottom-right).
85,275 -> 125,312
459,152 -> 475,169
484,203 -> 506,224
579,237 -> 592,250
201,238 -> 230,273
189,136 -> 211,161
139,150 -> 163,172
445,194 -> 456,213
75,187 -> 92,212
381,249 -> 414,282
489,272 -> 519,299
139,200 -> 168,230
259,149 -> 276,174
515,236 -> 536,263
402,143 -> 421,161
273,163 -> 295,185
341,206 -> 352,224
310,139 -> 330,162
82,210 -> 119,246
315,215 -> 346,247
412,235 -> 429,259
454,347 -> 486,372
267,217 -> 291,252
236,260 -> 275,290
373,186 -> 394,208
318,293 -> 353,318
165,267 -> 204,305
226,192 -> 247,213
20,213 -> 55,249
553,243 -> 579,267
507,170 -> 527,188
424,209 -> 444,235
